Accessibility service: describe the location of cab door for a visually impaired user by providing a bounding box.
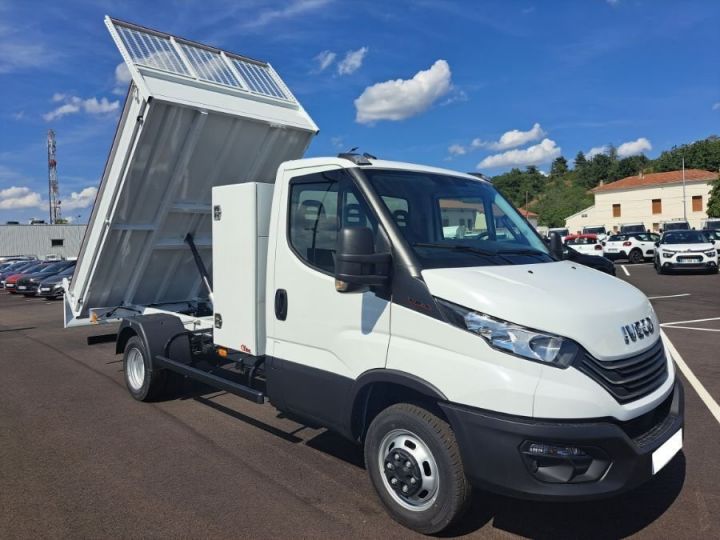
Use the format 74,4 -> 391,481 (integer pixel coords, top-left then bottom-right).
265,165 -> 391,432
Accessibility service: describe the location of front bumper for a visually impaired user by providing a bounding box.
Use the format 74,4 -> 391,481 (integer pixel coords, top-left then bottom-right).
660,255 -> 717,270
439,379 -> 683,501
15,284 -> 39,294
37,286 -> 63,298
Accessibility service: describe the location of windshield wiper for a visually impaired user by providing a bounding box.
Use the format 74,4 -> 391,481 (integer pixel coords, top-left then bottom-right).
412,242 -> 498,256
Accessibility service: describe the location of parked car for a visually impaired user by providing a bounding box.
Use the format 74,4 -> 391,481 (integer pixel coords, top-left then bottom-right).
619,223 -> 645,234
603,232 -> 659,263
15,261 -> 76,296
2,261 -> 49,291
0,260 -> 39,287
702,229 -> 720,255
547,227 -> 569,240
37,266 -> 76,299
563,245 -> 616,275
702,218 -> 720,230
564,234 -> 604,256
0,255 -> 35,264
661,220 -> 690,232
654,230 -> 718,274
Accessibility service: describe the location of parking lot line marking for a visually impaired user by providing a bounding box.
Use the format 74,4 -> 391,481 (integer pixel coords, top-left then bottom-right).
662,325 -> 720,332
621,265 -> 630,276
662,330 -> 720,426
648,294 -> 691,300
661,316 -> 720,326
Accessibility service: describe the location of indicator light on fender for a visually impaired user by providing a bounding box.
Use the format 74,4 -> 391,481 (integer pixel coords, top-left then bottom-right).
217,348 -> 228,358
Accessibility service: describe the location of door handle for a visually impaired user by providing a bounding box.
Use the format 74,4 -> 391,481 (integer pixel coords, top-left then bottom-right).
275,289 -> 288,320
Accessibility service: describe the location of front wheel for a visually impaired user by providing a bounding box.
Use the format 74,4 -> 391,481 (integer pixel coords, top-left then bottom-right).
364,403 -> 471,534
655,258 -> 664,274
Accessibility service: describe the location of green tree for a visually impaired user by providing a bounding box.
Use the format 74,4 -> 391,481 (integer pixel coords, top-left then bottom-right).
653,136 -> 720,172
707,178 -> 720,218
550,156 -> 569,177
574,151 -> 588,170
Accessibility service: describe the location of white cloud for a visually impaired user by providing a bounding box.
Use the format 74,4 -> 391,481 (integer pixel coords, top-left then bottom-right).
114,62 -> 132,94
354,59 -> 452,124
617,137 -> 651,158
477,138 -> 561,169
43,95 -> 119,122
0,26 -> 57,74
43,102 -> 81,121
314,50 -> 336,71
475,123 -> 547,151
11,111 -> 24,120
245,0 -> 332,29
712,102 -> 720,111
0,186 -> 43,210
587,144 -> 609,158
607,0 -> 620,5
62,186 -> 98,210
337,46 -> 368,75
330,136 -> 344,149
448,144 -> 466,156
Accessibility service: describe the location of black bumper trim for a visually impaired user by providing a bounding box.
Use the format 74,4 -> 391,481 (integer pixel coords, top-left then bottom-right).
439,380 -> 683,501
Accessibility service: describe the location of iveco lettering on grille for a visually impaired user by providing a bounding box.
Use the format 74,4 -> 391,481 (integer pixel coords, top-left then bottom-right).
622,317 -> 655,344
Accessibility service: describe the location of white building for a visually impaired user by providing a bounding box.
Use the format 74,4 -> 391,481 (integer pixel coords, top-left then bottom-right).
566,169 -> 718,233
0,224 -> 86,259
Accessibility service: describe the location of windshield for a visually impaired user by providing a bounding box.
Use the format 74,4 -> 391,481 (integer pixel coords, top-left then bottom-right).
621,225 -> 644,233
583,227 -> 605,234
364,169 -> 552,268
662,231 -> 710,244
705,220 -> 720,230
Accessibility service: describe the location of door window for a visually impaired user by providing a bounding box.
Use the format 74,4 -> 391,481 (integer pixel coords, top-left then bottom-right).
288,172 -> 381,274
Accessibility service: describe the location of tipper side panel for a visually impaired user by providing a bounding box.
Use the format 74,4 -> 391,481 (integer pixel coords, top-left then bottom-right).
65,18 -> 317,326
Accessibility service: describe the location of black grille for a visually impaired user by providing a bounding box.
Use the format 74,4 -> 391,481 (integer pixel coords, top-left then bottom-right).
575,339 -> 668,404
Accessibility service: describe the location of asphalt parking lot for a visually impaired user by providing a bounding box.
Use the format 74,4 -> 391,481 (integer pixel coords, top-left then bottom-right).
1,267 -> 720,539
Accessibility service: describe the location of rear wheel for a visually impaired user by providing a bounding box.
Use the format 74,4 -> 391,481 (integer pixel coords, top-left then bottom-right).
364,403 -> 471,534
629,249 -> 643,264
123,336 -> 176,401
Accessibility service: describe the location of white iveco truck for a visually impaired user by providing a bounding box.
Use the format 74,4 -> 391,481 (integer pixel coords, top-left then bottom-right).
66,18 -> 684,534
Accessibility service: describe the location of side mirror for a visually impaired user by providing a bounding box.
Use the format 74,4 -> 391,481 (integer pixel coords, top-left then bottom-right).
549,232 -> 563,260
654,241 -> 660,247
335,227 -> 391,292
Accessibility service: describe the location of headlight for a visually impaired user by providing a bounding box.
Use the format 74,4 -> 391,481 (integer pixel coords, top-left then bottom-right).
662,251 -> 673,258
436,298 -> 578,368
705,250 -> 716,257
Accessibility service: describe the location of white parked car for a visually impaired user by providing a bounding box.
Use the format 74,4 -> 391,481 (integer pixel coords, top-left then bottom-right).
654,230 -> 719,274
703,229 -> 720,255
603,233 -> 660,264
564,234 -> 604,256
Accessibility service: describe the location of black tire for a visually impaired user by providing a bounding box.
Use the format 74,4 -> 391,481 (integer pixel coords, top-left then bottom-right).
364,403 -> 471,534
123,335 -> 175,401
629,249 -> 643,264
655,258 -> 664,274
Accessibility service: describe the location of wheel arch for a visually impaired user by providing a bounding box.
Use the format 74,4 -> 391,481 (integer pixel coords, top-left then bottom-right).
348,369 -> 448,442
114,314 -> 191,364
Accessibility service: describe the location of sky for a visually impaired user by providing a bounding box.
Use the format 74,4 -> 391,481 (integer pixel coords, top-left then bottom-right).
0,0 -> 718,223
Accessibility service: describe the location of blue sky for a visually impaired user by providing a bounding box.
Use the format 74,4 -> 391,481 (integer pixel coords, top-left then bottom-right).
1,0 -> 718,223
